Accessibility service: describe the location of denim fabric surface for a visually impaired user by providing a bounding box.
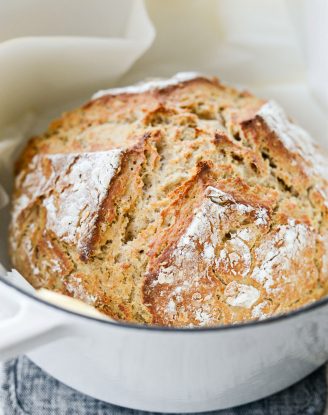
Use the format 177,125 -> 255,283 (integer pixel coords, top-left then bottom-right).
0,356 -> 326,415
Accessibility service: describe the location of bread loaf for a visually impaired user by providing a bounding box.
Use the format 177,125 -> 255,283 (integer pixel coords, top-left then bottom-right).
9,73 -> 328,327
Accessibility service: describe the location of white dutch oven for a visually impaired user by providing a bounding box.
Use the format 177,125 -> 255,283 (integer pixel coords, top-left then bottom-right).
0,276 -> 328,413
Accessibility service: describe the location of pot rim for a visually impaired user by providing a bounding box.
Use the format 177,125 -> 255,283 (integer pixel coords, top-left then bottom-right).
1,274 -> 327,333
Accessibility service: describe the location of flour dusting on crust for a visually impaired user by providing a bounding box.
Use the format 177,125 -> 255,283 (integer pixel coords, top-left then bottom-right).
151,185 -> 269,325
224,281 -> 260,308
43,150 -> 122,249
65,275 -> 98,305
251,219 -> 313,292
258,101 -> 328,179
92,72 -> 206,100
251,301 -> 268,320
13,150 -> 123,254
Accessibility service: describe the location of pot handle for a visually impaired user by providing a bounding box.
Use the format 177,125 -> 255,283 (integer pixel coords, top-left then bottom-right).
0,280 -> 69,361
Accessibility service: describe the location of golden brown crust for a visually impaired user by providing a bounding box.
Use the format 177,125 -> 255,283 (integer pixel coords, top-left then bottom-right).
9,75 -> 328,327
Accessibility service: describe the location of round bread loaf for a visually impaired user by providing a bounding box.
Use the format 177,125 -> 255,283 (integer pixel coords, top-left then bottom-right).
9,73 -> 328,327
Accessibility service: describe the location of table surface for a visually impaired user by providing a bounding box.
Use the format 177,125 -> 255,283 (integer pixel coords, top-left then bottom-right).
0,361 -> 327,414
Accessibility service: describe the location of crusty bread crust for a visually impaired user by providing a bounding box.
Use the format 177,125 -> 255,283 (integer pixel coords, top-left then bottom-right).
9,76 -> 328,326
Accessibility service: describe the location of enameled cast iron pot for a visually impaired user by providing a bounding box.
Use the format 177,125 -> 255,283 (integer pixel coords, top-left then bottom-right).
0,276 -> 327,413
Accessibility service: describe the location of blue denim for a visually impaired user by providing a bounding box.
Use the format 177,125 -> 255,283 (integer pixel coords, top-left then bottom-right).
0,356 -> 326,414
